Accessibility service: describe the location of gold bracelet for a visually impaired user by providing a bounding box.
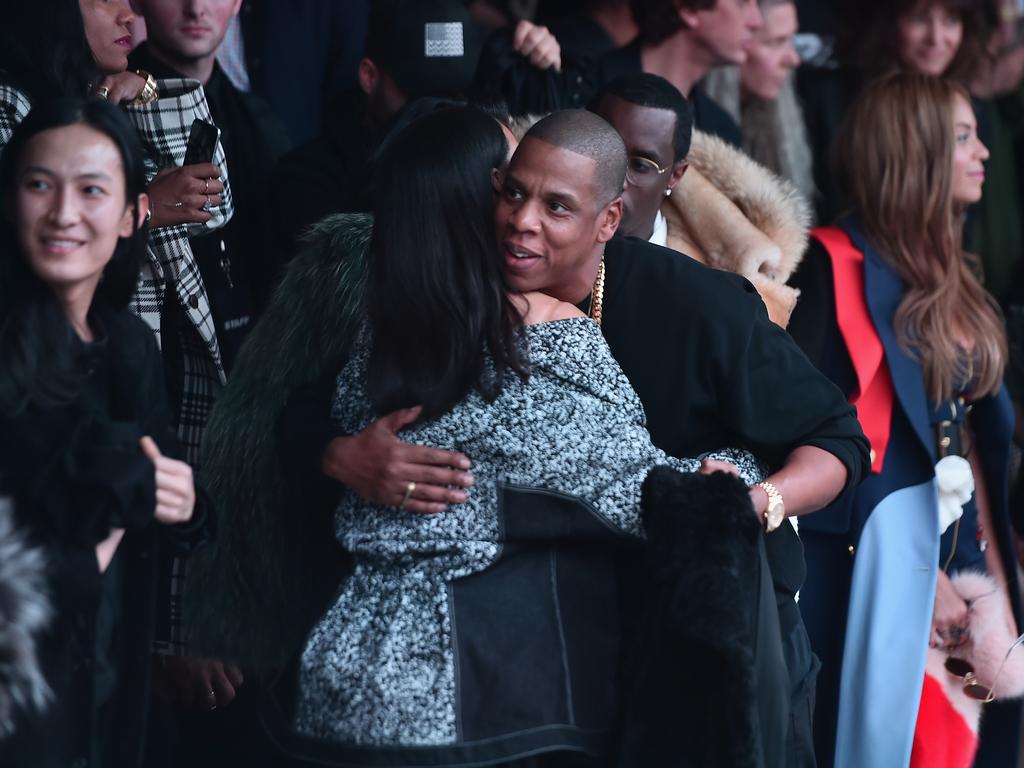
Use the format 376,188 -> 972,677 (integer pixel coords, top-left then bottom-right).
128,70 -> 160,106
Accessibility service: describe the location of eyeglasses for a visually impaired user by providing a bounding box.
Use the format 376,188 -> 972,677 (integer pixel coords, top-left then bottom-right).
945,631 -> 1024,703
625,155 -> 671,188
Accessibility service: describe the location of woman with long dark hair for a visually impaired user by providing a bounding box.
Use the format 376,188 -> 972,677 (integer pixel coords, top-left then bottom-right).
0,97 -> 209,767
790,72 -> 1020,768
237,106 -> 762,767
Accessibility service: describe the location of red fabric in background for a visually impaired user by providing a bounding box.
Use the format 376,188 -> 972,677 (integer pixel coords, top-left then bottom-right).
811,227 -> 893,474
910,674 -> 978,768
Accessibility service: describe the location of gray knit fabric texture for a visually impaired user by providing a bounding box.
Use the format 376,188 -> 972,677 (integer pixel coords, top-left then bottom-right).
295,317 -> 762,746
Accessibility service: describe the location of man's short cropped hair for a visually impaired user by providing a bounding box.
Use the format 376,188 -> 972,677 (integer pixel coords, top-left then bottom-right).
592,73 -> 694,162
630,0 -> 717,45
521,110 -> 627,205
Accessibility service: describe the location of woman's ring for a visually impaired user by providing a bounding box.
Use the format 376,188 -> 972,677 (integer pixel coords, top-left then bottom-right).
204,178 -> 210,194
96,86 -> 110,99
204,195 -> 212,211
399,482 -> 416,509
173,201 -> 184,208
207,688 -> 217,710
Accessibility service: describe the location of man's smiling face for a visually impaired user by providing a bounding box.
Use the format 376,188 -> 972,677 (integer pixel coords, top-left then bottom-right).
494,137 -> 621,304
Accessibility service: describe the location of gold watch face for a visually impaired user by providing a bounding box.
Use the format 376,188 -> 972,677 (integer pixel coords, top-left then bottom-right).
765,499 -> 785,532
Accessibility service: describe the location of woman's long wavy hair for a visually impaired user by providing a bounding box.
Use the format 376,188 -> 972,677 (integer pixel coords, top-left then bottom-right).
835,73 -> 1006,402
366,106 -> 528,420
0,97 -> 149,415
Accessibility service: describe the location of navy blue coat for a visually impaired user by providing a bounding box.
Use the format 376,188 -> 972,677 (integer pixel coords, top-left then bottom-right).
790,222 -> 1022,768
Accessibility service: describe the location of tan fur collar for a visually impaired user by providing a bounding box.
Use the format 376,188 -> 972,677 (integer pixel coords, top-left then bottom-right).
661,131 -> 812,327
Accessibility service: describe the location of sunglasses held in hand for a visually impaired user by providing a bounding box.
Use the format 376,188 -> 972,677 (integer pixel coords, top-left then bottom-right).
945,632 -> 1024,703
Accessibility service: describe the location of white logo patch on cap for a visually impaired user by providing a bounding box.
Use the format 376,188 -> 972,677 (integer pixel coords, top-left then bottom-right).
424,22 -> 465,57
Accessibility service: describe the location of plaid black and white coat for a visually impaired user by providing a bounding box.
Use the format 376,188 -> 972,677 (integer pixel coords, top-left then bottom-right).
0,78 -> 232,466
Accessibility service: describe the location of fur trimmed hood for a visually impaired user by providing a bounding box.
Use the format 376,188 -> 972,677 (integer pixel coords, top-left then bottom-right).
0,500 -> 51,737
663,130 -> 813,327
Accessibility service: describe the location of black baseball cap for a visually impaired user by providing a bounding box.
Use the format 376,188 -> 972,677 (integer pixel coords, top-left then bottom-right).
365,0 -> 485,99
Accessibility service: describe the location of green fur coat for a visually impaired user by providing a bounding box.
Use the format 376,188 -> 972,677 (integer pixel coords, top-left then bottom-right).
187,213 -> 371,672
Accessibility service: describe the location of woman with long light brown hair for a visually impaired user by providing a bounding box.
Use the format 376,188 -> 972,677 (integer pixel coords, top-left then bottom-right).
789,72 -> 1021,768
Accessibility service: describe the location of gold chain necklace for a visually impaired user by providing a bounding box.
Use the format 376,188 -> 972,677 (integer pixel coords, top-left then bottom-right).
589,258 -> 606,327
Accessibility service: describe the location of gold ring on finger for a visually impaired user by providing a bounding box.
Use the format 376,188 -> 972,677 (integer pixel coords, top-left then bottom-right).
399,482 -> 416,509
204,178 -> 210,194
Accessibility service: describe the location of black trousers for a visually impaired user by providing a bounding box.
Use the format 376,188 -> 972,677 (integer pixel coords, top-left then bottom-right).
782,618 -> 820,768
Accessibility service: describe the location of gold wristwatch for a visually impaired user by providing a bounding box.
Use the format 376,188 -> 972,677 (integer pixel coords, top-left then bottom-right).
756,481 -> 785,532
129,71 -> 160,105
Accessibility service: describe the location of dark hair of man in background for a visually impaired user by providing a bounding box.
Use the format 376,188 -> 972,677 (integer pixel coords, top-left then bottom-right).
593,73 -> 694,162
631,0 -> 716,44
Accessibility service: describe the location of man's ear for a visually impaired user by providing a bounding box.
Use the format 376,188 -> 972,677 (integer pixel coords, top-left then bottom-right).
677,1 -> 701,29
597,197 -> 623,244
357,58 -> 379,97
491,168 -> 504,194
667,161 -> 688,194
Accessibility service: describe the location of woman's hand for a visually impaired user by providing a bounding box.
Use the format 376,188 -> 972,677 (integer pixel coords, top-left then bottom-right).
94,72 -> 147,105
140,437 -> 195,525
931,569 -> 970,649
147,164 -> 224,229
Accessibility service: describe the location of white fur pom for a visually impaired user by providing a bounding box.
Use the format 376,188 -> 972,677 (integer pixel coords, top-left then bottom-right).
936,455 -> 974,534
0,499 -> 52,737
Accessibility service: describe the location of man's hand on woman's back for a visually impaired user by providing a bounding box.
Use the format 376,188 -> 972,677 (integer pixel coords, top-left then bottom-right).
322,406 -> 475,514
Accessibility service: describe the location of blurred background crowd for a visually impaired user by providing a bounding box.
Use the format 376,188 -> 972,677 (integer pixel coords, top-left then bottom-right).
3,1 -> 1024,767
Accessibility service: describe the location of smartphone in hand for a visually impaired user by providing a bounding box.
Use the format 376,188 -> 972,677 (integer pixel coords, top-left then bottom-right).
183,118 -> 220,166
